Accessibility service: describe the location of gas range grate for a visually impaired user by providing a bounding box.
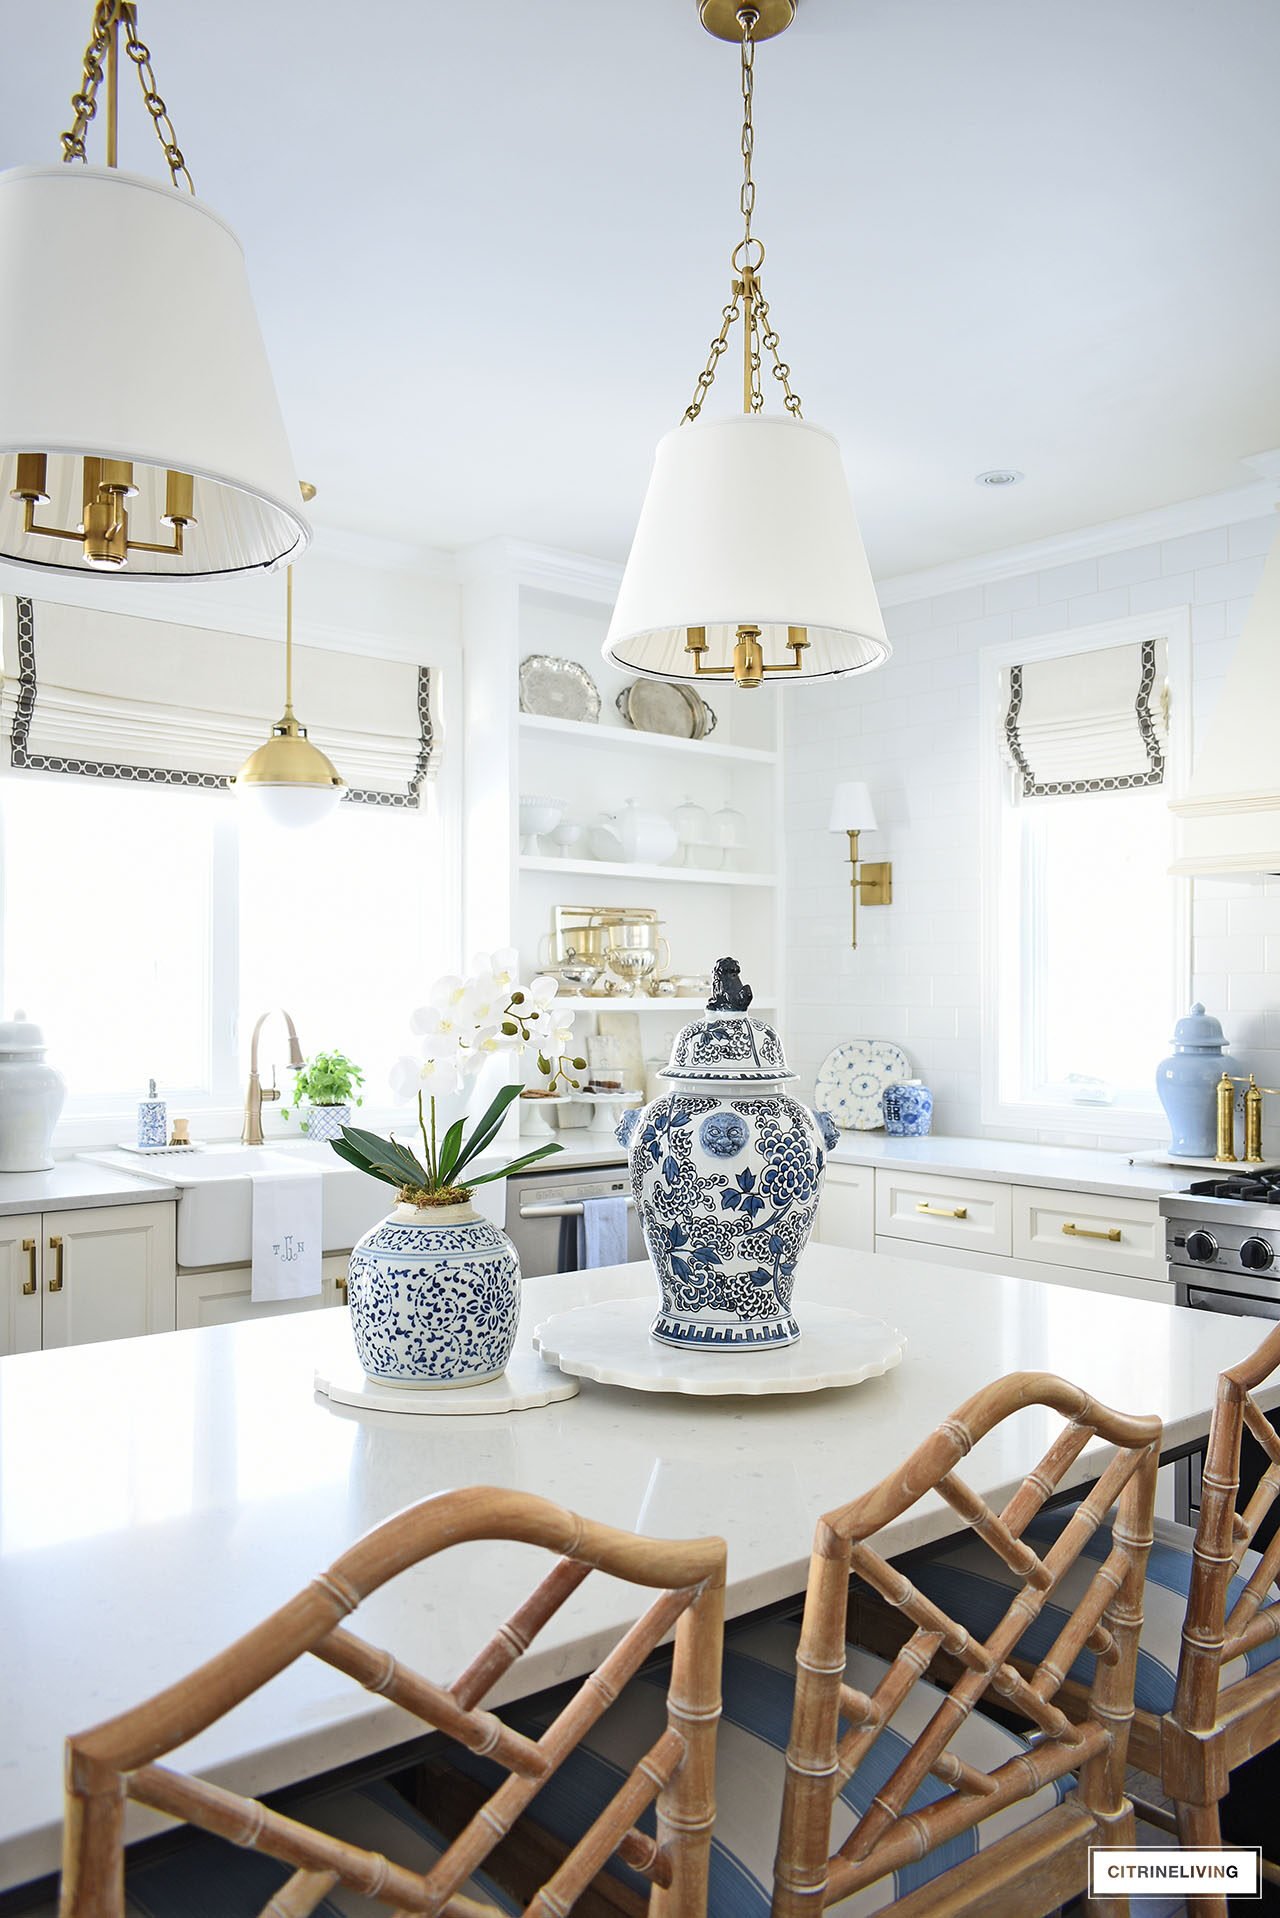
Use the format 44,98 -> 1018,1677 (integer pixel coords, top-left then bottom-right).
1187,1169 -> 1280,1203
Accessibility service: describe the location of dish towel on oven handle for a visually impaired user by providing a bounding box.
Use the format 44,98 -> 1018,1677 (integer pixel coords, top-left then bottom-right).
251,1170 -> 323,1302
577,1193 -> 629,1270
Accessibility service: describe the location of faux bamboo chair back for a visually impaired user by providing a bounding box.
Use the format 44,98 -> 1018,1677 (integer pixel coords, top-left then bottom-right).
1168,1319 -> 1280,1799
774,1371 -> 1161,1917
59,1486 -> 726,1918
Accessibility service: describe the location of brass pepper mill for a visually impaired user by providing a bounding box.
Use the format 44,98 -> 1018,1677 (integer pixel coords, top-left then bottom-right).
1216,1071 -> 1237,1163
1245,1076 -> 1265,1164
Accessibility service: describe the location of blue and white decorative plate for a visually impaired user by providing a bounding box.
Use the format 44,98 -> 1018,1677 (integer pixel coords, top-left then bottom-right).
814,1039 -> 913,1132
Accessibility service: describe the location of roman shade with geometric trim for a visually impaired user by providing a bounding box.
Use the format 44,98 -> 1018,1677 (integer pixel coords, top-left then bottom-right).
0,595 -> 432,807
1002,636 -> 1167,799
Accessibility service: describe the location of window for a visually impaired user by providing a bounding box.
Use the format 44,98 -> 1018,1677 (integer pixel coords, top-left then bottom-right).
981,613 -> 1191,1135
0,772 -> 450,1129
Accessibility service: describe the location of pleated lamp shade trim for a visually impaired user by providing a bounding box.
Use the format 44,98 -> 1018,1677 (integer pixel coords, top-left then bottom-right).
0,166 -> 308,578
604,414 -> 890,683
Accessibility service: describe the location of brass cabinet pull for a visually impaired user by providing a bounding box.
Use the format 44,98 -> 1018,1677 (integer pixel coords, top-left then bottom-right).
47,1234 -> 64,1291
21,1238 -> 37,1295
336,1273 -> 348,1301
916,1202 -> 968,1220
1062,1222 -> 1122,1243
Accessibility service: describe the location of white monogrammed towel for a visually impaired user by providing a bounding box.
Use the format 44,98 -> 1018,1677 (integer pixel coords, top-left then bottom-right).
251,1170 -> 323,1302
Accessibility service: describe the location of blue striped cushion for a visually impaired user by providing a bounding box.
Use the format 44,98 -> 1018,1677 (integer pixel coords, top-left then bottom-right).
446,1612 -> 1067,1916
904,1505 -> 1280,1718
36,1779 -> 521,1918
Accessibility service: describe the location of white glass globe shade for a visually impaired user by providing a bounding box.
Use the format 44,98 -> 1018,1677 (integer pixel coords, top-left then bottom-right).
236,782 -> 345,830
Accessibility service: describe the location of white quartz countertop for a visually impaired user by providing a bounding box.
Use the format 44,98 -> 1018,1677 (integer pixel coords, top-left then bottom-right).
828,1131 -> 1188,1200
2,1245 -> 1275,1890
0,1161 -> 176,1217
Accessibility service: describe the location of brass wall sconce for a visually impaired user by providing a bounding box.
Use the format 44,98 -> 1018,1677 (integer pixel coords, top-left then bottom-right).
828,781 -> 892,948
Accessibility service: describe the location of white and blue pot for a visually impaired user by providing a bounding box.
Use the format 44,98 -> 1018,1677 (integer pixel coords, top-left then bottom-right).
303,1102 -> 351,1143
617,984 -> 838,1350
881,1081 -> 933,1137
345,1201 -> 521,1388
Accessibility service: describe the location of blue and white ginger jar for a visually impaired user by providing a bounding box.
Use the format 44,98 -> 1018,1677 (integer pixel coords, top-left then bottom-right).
881,1081 -> 933,1137
346,1201 -> 520,1388
617,987 -> 838,1350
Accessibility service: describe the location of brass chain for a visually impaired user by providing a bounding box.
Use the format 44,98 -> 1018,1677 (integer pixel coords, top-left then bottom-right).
60,1 -> 195,193
678,6 -> 803,421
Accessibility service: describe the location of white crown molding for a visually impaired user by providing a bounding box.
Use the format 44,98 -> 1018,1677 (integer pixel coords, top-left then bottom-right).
876,478 -> 1280,609
307,518 -> 459,582
456,536 -> 623,603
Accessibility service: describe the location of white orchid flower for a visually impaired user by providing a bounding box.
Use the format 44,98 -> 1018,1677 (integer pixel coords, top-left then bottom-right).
489,946 -> 520,987
430,973 -> 468,1010
528,974 -> 559,1005
389,1055 -> 421,1101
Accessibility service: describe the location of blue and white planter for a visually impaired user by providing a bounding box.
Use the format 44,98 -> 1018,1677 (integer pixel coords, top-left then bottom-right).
345,1201 -> 521,1388
881,1081 -> 933,1137
617,1003 -> 838,1350
303,1102 -> 352,1143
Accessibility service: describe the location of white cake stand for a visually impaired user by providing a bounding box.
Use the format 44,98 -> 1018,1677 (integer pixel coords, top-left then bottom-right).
533,1300 -> 905,1398
315,1348 -> 580,1416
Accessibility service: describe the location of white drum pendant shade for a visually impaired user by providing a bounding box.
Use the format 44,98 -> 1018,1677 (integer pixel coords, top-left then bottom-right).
603,415 -> 890,683
0,166 -> 309,578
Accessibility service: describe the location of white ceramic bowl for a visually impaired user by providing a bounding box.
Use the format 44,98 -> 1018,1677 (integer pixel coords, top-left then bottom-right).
519,794 -> 564,851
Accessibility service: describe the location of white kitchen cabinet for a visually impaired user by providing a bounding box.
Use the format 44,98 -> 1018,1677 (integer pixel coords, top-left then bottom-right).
813,1164 -> 875,1251
1012,1185 -> 1166,1288
0,1202 -> 176,1354
875,1168 -> 1013,1258
176,1253 -> 349,1331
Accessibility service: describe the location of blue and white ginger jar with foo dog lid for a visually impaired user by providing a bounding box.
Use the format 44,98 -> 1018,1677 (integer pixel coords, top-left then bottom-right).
616,958 -> 839,1349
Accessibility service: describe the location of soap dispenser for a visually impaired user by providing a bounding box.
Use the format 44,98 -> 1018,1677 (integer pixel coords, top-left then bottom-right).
0,1011 -> 66,1172
137,1078 -> 167,1149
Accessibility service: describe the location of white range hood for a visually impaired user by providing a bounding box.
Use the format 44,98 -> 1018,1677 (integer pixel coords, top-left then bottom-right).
1171,513 -> 1280,875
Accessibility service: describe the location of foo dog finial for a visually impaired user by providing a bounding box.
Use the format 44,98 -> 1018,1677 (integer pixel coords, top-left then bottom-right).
708,957 -> 753,1013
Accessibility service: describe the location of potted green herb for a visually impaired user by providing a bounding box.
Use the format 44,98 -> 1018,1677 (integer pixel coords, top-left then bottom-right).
284,1049 -> 364,1143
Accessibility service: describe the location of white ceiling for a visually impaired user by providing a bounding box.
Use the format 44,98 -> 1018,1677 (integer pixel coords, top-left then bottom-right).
4,0 -> 1280,578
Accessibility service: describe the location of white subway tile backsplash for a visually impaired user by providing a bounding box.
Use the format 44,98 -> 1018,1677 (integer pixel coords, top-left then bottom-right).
1130,574 -> 1192,615
982,572 -> 1040,614
1011,604 -> 1072,642
1229,517 -> 1279,561
928,587 -> 984,626
1194,554 -> 1267,605
1069,588 -> 1130,626
1038,558 -> 1099,605
1161,527 -> 1229,575
1098,544 -> 1164,588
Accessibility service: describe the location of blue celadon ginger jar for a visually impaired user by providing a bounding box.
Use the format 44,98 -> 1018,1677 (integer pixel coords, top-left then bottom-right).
346,1200 -> 520,1387
881,1081 -> 933,1137
1155,1004 -> 1244,1160
616,959 -> 838,1350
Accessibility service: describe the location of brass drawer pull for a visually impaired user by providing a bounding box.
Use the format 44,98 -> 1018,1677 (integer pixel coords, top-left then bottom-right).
21,1238 -> 36,1295
1062,1222 -> 1121,1243
47,1234 -> 64,1291
916,1202 -> 968,1220
336,1273 -> 348,1301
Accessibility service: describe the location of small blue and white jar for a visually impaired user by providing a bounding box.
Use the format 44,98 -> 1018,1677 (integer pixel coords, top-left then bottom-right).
304,1102 -> 351,1143
881,1081 -> 933,1137
345,1201 -> 520,1388
617,971 -> 834,1350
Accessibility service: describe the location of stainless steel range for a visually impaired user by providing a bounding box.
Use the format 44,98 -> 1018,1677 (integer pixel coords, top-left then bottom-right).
1162,1171 -> 1280,1534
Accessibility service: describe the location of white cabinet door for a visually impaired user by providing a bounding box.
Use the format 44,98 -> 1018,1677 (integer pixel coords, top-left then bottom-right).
0,1212 -> 42,1356
875,1169 -> 1012,1257
813,1166 -> 875,1251
1012,1187 -> 1167,1287
40,1203 -> 177,1349
177,1253 -> 349,1330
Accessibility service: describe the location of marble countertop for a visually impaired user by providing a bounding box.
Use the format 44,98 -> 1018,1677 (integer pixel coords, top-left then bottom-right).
0,1161 -> 177,1217
827,1132 -> 1190,1201
3,1245 -> 1276,1891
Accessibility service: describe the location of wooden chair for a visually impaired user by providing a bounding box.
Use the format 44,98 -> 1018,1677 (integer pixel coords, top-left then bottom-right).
57,1485 -> 726,1918
455,1373 -> 1159,1917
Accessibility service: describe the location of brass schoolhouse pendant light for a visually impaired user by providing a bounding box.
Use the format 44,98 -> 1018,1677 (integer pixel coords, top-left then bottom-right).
603,2 -> 891,690
235,485 -> 344,829
0,1 -> 308,578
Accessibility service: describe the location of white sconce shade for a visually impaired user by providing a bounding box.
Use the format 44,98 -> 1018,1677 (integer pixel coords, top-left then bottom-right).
603,415 -> 891,683
828,780 -> 877,833
0,166 -> 309,578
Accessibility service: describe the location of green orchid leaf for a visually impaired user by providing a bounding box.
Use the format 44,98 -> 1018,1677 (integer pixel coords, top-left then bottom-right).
327,1136 -> 402,1186
453,1081 -> 527,1174
338,1125 -> 428,1188
466,1143 -> 564,1186
436,1117 -> 467,1184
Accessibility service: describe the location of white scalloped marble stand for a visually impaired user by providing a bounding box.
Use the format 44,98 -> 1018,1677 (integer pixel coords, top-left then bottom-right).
533,1300 -> 905,1398
314,1349 -> 579,1416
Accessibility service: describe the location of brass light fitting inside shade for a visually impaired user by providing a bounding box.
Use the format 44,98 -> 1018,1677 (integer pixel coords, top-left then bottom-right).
602,3 -> 890,692
0,0 -> 308,579
235,484 -> 344,829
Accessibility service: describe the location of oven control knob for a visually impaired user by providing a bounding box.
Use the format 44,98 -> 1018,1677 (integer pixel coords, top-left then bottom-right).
1185,1230 -> 1218,1263
1240,1237 -> 1274,1271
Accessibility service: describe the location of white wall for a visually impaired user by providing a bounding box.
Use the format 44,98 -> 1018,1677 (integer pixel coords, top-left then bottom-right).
783,506 -> 1280,1146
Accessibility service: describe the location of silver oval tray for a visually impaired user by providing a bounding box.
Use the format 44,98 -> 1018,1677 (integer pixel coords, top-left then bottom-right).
519,654 -> 602,723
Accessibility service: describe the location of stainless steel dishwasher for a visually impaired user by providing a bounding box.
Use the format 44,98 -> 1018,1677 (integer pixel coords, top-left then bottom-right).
503,1161 -> 644,1277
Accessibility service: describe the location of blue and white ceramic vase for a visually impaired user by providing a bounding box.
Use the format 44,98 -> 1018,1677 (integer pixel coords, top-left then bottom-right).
345,1201 -> 521,1388
304,1102 -> 351,1143
881,1081 -> 933,1137
1155,1004 -> 1245,1159
617,960 -> 837,1350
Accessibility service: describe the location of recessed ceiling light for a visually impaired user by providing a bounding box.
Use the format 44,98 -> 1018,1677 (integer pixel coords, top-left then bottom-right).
974,468 -> 1025,487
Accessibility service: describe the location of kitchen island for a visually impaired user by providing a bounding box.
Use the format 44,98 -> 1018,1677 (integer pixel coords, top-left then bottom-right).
2,1243 -> 1277,1895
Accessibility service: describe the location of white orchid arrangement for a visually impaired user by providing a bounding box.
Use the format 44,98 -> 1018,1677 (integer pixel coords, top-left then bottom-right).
331,949 -> 586,1208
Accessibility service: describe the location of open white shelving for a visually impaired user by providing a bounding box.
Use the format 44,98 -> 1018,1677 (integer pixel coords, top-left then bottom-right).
554,993 -> 777,1013
519,855 -> 775,887
518,711 -> 777,767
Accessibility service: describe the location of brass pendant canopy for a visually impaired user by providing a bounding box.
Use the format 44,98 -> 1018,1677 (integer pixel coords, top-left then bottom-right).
699,0 -> 795,43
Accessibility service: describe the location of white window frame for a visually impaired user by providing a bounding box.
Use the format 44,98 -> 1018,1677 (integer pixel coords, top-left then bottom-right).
978,608 -> 1192,1140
